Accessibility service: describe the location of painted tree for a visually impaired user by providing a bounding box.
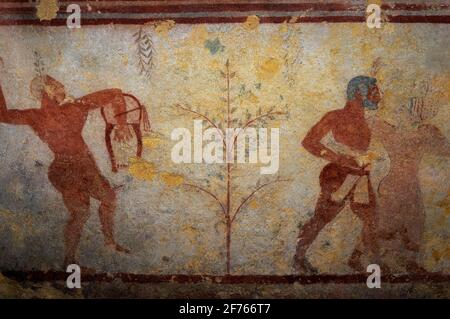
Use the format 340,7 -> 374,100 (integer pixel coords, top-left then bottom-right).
175,60 -> 290,274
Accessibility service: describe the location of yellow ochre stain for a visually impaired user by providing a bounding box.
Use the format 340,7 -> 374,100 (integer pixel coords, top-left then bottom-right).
367,0 -> 383,6
188,25 -> 209,44
142,136 -> 162,149
154,20 -> 176,36
128,157 -> 157,181
257,58 -> 281,80
36,0 -> 59,21
249,200 -> 260,209
160,172 -> 184,186
431,249 -> 443,262
437,191 -> 450,216
243,15 -> 260,30
279,22 -> 289,33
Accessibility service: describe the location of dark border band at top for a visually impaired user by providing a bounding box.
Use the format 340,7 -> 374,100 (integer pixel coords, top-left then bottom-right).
0,1 -> 449,25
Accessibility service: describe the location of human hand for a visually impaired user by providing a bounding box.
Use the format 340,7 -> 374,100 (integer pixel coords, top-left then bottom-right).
338,155 -> 360,170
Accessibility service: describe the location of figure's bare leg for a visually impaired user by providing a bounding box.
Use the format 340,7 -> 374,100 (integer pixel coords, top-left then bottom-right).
293,193 -> 345,273
400,207 -> 429,274
375,228 -> 399,273
403,241 -> 428,274
405,257 -> 428,274
348,247 -> 364,272
132,123 -> 143,158
348,222 -> 380,272
62,191 -> 91,268
400,229 -> 428,274
105,124 -> 117,172
349,203 -> 379,272
94,182 -> 130,254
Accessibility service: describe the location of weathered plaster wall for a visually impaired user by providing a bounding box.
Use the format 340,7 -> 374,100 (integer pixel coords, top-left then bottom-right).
0,18 -> 448,296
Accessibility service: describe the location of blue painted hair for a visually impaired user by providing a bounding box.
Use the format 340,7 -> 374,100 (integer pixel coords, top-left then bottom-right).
346,76 -> 377,101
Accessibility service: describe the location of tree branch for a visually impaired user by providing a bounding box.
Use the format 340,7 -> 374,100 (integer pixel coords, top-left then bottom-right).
175,104 -> 225,143
184,183 -> 226,215
243,110 -> 285,130
233,110 -> 286,145
231,178 -> 291,223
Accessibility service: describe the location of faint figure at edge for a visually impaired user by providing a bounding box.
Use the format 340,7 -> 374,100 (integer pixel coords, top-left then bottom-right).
371,88 -> 450,273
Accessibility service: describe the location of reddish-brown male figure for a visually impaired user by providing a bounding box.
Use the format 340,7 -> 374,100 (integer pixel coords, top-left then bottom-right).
293,76 -> 381,273
0,75 -> 130,267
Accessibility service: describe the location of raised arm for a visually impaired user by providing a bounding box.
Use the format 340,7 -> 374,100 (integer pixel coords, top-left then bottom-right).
302,111 -> 360,169
0,83 -> 37,125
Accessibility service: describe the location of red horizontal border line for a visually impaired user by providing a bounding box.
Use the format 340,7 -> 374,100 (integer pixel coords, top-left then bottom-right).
3,270 -> 450,284
1,3 -> 363,13
0,16 -> 365,25
388,15 -> 450,23
382,3 -> 450,11
2,1 -> 450,10
1,15 -> 450,25
1,3 -> 450,14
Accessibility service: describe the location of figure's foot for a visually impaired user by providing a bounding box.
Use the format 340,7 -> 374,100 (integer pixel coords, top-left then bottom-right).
62,260 -> 97,275
406,262 -> 429,275
106,241 -> 131,254
79,265 -> 98,275
347,255 -> 364,273
63,257 -> 78,271
379,263 -> 391,276
293,257 -> 318,274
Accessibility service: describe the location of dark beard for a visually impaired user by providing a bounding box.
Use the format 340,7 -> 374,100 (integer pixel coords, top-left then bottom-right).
363,98 -> 378,110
